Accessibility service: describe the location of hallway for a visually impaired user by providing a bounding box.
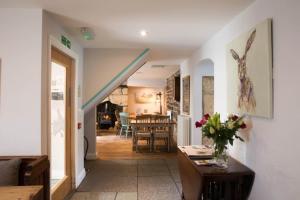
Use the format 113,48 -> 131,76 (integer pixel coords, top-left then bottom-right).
70,158 -> 182,200
69,129 -> 181,200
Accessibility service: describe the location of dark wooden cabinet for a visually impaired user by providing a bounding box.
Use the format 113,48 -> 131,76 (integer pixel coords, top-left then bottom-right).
177,149 -> 255,200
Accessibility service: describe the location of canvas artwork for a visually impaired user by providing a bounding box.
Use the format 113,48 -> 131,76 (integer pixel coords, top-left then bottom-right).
226,19 -> 273,118
183,76 -> 190,115
202,76 -> 214,116
202,76 -> 214,146
135,92 -> 155,104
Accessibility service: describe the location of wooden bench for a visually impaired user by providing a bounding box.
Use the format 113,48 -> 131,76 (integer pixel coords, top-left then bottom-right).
0,185 -> 43,200
0,156 -> 50,200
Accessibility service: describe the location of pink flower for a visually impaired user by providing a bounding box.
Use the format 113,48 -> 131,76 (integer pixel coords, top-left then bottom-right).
240,123 -> 247,129
195,118 -> 207,128
200,119 -> 207,125
231,115 -> 239,121
204,114 -> 210,120
195,121 -> 202,128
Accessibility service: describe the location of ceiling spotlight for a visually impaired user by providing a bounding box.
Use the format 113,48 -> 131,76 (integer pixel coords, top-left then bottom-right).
140,30 -> 148,37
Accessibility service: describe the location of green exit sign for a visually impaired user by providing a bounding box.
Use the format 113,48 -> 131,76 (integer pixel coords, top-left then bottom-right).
61,35 -> 71,49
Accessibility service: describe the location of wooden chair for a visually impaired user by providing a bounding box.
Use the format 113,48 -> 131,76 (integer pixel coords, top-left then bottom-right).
152,116 -> 172,152
153,115 -> 169,122
132,123 -> 152,152
114,110 -> 121,135
135,114 -> 153,123
119,112 -> 132,138
136,115 -> 154,145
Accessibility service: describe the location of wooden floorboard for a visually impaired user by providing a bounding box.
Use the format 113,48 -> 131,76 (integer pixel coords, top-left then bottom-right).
96,130 -> 177,160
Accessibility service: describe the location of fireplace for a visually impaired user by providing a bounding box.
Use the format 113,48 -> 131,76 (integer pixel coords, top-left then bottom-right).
97,101 -> 122,129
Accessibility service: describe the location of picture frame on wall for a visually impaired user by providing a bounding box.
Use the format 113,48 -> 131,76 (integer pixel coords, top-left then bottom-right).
202,76 -> 214,116
226,19 -> 273,118
135,92 -> 155,104
182,75 -> 190,115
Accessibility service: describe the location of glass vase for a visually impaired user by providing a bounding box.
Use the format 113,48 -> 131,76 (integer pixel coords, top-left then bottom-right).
213,147 -> 229,168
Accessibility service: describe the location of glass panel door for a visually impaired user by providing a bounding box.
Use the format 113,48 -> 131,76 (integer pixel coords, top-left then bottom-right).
50,47 -> 73,200
50,61 -> 67,187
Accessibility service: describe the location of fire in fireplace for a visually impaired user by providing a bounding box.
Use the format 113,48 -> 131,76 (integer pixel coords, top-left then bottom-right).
97,101 -> 122,129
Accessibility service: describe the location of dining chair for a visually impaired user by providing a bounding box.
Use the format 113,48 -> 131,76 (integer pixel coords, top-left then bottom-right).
119,112 -> 132,138
132,123 -> 152,152
137,114 -> 154,122
135,114 -> 154,147
115,110 -> 121,135
152,115 -> 172,152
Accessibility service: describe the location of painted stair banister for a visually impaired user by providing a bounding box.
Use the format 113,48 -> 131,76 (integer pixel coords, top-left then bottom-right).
82,48 -> 150,113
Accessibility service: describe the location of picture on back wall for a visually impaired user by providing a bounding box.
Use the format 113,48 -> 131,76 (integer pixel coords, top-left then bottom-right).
135,92 -> 155,104
183,75 -> 190,115
226,19 -> 273,118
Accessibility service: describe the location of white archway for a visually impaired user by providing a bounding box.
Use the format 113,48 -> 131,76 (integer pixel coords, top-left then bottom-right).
191,59 -> 214,145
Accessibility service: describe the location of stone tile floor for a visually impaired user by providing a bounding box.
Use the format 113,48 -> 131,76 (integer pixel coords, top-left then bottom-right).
69,158 -> 182,200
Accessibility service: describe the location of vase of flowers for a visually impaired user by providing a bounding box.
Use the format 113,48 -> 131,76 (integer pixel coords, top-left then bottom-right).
195,113 -> 246,168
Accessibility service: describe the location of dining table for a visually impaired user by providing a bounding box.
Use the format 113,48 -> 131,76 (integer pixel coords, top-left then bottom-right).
130,116 -> 177,152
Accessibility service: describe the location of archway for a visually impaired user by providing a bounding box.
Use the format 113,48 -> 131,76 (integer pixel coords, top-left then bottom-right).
191,59 -> 214,145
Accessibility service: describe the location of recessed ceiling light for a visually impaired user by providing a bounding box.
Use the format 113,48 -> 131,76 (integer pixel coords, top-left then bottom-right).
140,30 -> 148,37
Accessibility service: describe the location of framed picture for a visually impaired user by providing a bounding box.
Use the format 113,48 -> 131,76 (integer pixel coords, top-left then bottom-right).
135,92 -> 155,104
226,19 -> 273,118
202,76 -> 214,116
182,76 -> 190,114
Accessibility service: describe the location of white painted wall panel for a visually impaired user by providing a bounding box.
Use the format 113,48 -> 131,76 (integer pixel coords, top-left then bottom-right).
0,9 -> 43,155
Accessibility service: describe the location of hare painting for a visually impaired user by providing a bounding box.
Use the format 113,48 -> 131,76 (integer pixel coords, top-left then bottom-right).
230,29 -> 256,112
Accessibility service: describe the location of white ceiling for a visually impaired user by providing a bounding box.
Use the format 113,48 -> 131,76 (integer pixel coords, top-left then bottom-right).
0,0 -> 254,63
127,64 -> 179,88
130,64 -> 179,80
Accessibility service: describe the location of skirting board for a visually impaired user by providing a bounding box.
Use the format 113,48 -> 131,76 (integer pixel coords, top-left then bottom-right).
76,168 -> 86,188
86,152 -> 98,160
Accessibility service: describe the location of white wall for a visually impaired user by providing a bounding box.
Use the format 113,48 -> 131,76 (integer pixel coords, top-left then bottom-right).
42,11 -> 85,187
0,9 -> 43,155
84,108 -> 97,159
83,48 -> 143,103
0,8 -> 85,187
182,0 -> 300,199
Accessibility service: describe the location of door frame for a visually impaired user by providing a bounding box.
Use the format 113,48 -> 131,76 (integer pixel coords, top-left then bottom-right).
46,36 -> 79,197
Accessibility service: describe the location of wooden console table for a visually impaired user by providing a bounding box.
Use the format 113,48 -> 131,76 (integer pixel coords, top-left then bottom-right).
177,148 -> 255,200
0,186 -> 43,200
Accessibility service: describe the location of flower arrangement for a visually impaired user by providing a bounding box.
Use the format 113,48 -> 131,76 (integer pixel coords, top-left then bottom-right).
195,113 -> 247,166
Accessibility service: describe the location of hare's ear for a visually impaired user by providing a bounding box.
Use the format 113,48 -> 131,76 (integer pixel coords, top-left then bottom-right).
245,29 -> 256,54
230,49 -> 240,61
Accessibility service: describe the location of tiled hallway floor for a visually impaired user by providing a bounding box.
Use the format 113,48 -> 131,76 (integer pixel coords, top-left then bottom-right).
70,159 -> 182,200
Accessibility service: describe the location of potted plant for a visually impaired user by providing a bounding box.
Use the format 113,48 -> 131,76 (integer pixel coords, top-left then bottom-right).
195,113 -> 247,168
